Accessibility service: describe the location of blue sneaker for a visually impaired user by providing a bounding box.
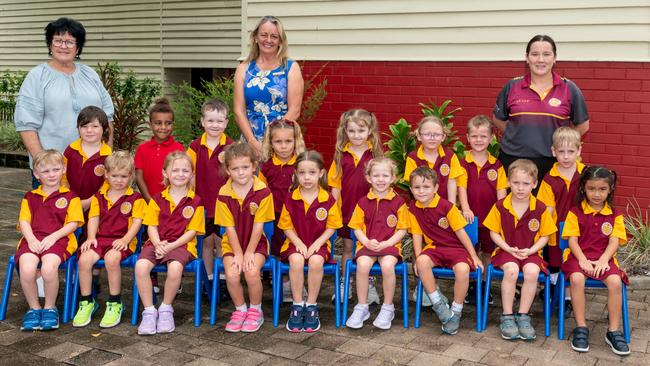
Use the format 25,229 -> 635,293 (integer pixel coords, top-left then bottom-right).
286,304 -> 304,332
303,305 -> 321,333
40,308 -> 59,330
21,309 -> 42,331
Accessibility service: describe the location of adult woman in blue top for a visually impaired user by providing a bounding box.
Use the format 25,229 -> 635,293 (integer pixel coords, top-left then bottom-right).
233,16 -> 304,155
14,17 -> 114,180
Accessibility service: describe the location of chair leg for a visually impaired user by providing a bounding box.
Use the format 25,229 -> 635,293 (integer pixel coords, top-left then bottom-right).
401,265 -> 408,328
342,260 -> 352,326
414,279 -> 423,328
131,271 -> 140,325
194,263 -> 202,327
482,266 -> 492,331
209,265 -> 219,326
62,258 -> 75,324
558,276 -> 566,339
622,283 -> 630,343
272,262 -> 280,328
334,262 -> 341,328
0,257 -> 16,321
544,275 -> 550,337
475,267 -> 482,332
70,264 -> 81,321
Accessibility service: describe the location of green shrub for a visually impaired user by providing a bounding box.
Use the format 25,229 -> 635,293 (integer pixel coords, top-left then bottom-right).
96,62 -> 161,152
0,122 -> 25,151
620,199 -> 650,275
0,70 -> 27,123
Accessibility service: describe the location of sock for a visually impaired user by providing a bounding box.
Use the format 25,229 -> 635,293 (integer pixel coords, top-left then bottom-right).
207,273 -> 214,281
305,303 -> 317,307
428,290 -> 441,304
549,272 -> 559,285
108,294 -> 121,303
293,301 -> 305,307
80,295 -> 93,303
357,303 -> 369,310
219,273 -> 226,280
145,306 -> 156,311
250,303 -> 262,312
235,304 -> 247,312
451,302 -> 463,313
382,303 -> 395,311
159,303 -> 173,311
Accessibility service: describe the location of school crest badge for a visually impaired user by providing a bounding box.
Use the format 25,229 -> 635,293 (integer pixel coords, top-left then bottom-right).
528,219 -> 540,232
548,98 -> 562,107
315,207 -> 328,221
218,151 -> 225,163
94,164 -> 105,177
182,206 -> 195,219
120,202 -> 132,215
249,202 -> 259,215
386,214 -> 398,228
487,169 -> 498,181
440,164 -> 450,177
601,222 -> 613,236
55,197 -> 68,209
438,217 -> 450,229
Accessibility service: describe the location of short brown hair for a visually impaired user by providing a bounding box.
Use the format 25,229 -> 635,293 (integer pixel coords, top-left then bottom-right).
552,126 -> 581,149
223,141 -> 258,169
32,149 -> 64,170
409,166 -> 438,186
467,115 -> 493,135
201,99 -> 229,117
508,159 -> 538,181
104,151 -> 134,176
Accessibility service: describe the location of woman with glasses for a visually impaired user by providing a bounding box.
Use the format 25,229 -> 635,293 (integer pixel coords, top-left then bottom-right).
14,17 -> 114,187
233,16 -> 304,155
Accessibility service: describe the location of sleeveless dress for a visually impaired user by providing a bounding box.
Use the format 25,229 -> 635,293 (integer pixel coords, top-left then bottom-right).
243,59 -> 294,141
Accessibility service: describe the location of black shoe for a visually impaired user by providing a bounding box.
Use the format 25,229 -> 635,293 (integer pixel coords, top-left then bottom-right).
605,331 -> 630,356
464,283 -> 476,304
571,326 -> 589,352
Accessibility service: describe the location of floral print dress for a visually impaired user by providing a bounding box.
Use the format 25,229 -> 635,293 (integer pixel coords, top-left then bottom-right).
243,59 -> 294,141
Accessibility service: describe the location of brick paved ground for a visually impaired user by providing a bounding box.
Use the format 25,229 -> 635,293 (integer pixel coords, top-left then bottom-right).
0,167 -> 649,366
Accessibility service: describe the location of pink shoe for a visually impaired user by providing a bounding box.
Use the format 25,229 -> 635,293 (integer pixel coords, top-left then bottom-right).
241,308 -> 264,332
225,310 -> 247,332
156,305 -> 175,333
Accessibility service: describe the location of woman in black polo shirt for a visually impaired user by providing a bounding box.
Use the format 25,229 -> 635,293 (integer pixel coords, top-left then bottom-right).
492,35 -> 589,183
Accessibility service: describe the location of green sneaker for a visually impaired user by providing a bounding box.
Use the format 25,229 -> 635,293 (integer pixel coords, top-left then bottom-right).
99,301 -> 123,328
72,300 -> 98,327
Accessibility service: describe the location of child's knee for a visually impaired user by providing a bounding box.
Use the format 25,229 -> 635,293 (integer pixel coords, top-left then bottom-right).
135,261 -> 151,277
415,255 -> 431,271
308,256 -> 324,269
570,273 -> 586,287
244,268 -> 261,282
289,255 -> 304,268
454,263 -> 470,277
606,275 -> 622,291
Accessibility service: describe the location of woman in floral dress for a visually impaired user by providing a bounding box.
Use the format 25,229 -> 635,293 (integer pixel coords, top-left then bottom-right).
234,16 -> 304,155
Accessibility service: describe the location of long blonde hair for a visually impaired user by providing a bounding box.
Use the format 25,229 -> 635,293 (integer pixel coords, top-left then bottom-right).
260,119 -> 305,162
333,109 -> 383,177
244,16 -> 289,68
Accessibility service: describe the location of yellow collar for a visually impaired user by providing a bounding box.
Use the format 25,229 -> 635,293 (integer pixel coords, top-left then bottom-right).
367,188 -> 396,201
291,187 -> 329,203
69,139 -> 112,159
200,132 -> 227,148
161,186 -> 196,201
415,193 -> 441,209
272,154 -> 297,166
549,161 -> 586,178
220,176 -> 266,198
503,193 -> 537,213
464,150 -> 496,164
417,145 -> 445,161
99,184 -> 134,197
343,141 -> 373,153
581,200 -> 613,215
33,185 -> 70,197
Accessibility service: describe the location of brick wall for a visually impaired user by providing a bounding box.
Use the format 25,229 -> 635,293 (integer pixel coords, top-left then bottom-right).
301,61 -> 650,208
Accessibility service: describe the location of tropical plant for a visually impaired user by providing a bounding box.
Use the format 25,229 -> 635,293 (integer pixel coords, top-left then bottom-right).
297,61 -> 328,128
0,70 -> 26,123
96,62 -> 161,152
383,118 -> 417,192
619,199 -> 650,275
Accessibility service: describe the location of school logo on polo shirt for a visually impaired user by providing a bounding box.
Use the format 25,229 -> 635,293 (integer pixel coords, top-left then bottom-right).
249,202 -> 259,215
440,164 -> 450,177
94,164 -> 106,177
182,206 -> 195,219
218,151 -> 225,163
528,219 -> 540,232
601,222 -> 613,236
487,169 -> 498,181
386,214 -> 398,228
315,207 -> 328,221
438,217 -> 450,229
548,98 -> 562,107
120,202 -> 132,215
55,197 -> 68,209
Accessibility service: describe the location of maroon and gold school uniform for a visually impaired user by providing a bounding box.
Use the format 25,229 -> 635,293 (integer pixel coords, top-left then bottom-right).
259,154 -> 296,256
63,139 -> 112,200
561,201 -> 629,284
139,188 -> 205,266
15,186 -> 84,263
537,161 -> 585,267
327,142 -> 374,238
408,194 -> 474,269
277,187 -> 342,262
215,177 -> 275,257
348,189 -> 409,261
483,194 -> 557,274
87,185 -> 147,260
458,151 -> 508,253
187,133 -> 232,236
404,145 -> 462,200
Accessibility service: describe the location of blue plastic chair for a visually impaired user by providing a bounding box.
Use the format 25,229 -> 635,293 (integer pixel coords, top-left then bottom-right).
275,230 -> 341,328
0,228 -> 83,324
343,231 -> 409,328
209,221 -> 277,326
482,237 -> 551,336
414,218 -> 482,331
70,226 -> 144,320
131,232 -> 210,327
555,222 -> 630,341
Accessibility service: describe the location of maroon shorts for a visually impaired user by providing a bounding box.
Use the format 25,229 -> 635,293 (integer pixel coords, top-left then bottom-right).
492,249 -> 549,275
138,243 -> 195,267
222,239 -> 269,259
356,246 -> 402,262
562,255 -> 629,285
478,227 -> 495,254
280,242 -> 330,263
338,225 -> 351,240
270,219 -> 284,257
547,233 -> 563,268
15,239 -> 71,265
89,238 -> 133,261
419,246 -> 475,270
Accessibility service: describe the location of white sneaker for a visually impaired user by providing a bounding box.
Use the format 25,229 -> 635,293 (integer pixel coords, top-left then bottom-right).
36,276 -> 45,298
367,282 -> 381,305
412,288 -> 432,306
346,304 -> 370,329
373,304 -> 395,330
283,281 -> 308,303
331,281 -> 352,302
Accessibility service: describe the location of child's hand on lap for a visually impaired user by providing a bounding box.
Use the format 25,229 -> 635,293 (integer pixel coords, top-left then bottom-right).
462,209 -> 475,225
112,238 -> 128,251
80,238 -> 97,252
591,258 -> 610,278
40,235 -> 57,251
243,252 -> 255,272
27,238 -> 42,254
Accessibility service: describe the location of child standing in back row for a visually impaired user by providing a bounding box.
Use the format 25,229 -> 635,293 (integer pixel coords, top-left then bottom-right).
328,109 -> 383,303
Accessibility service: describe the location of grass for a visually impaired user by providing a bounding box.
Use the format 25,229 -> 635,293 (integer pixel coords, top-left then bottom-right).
619,199 -> 650,275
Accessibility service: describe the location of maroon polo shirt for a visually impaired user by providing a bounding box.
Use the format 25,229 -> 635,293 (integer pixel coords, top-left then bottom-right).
187,133 -> 232,218
562,202 -> 627,261
406,146 -> 455,199
327,145 -> 373,223
260,154 -> 296,216
408,194 -> 467,249
459,153 -> 505,225
537,162 -> 585,222
89,187 -> 146,253
63,139 -> 112,200
134,136 -> 185,197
